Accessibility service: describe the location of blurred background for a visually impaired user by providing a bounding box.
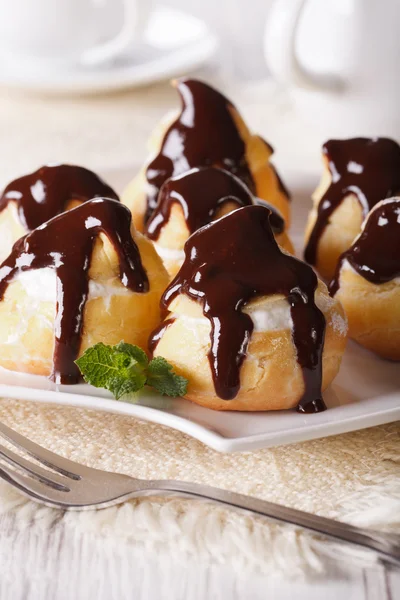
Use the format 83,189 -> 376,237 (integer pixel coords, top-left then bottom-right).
0,0 -> 299,185
168,0 -> 273,80
0,0 -> 397,184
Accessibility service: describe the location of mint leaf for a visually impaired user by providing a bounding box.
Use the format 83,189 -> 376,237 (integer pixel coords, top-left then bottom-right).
114,342 -> 148,369
107,375 -> 145,400
75,343 -> 129,388
147,356 -> 188,397
76,342 -> 146,397
76,342 -> 188,400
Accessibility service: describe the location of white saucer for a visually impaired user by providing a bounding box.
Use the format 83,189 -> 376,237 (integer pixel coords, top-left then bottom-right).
0,6 -> 218,95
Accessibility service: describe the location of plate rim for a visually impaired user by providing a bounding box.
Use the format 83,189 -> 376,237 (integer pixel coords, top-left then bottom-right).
0,381 -> 398,453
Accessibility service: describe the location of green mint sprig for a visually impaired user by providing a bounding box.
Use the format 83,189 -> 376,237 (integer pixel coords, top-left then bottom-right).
75,342 -> 188,400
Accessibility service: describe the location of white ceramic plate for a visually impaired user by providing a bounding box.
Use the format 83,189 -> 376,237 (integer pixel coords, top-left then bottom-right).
0,344 -> 399,453
0,167 -> 399,452
0,7 -> 218,95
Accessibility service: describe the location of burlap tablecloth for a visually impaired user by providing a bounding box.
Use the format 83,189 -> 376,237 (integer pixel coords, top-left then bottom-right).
0,79 -> 398,575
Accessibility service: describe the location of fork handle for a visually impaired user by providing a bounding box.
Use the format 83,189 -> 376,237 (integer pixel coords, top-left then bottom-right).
139,479 -> 400,566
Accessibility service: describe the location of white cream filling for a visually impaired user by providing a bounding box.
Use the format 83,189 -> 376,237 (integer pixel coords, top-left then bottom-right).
247,301 -> 293,332
87,280 -> 130,312
178,291 -> 347,337
4,268 -> 132,345
153,242 -> 185,263
5,268 -> 347,351
17,268 -> 131,304
3,271 -> 55,346
17,269 -> 56,302
179,304 -> 291,334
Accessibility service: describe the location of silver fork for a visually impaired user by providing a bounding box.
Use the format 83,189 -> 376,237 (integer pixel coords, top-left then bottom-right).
0,421 -> 398,567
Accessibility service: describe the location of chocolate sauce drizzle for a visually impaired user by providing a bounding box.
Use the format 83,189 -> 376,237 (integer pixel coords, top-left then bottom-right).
304,138 -> 400,266
330,198 -> 400,295
146,167 -> 284,240
0,199 -> 148,384
157,205 -> 326,412
145,79 -> 256,223
0,164 -> 119,231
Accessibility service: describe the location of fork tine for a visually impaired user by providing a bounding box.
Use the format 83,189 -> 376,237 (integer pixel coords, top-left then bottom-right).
0,422 -> 88,479
0,463 -> 70,504
0,442 -> 70,491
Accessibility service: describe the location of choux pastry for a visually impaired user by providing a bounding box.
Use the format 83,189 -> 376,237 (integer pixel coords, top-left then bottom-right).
331,197 -> 400,360
145,166 -> 294,278
122,78 -> 291,235
0,198 -> 169,383
150,205 -> 347,412
0,164 -> 119,264
304,137 -> 400,280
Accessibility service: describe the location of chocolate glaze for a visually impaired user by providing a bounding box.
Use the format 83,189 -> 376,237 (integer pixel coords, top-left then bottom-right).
158,205 -> 326,412
330,198 -> 400,295
0,199 -> 148,384
145,167 -> 284,240
254,198 -> 285,233
304,138 -> 400,266
145,79 -> 256,222
0,164 -> 119,231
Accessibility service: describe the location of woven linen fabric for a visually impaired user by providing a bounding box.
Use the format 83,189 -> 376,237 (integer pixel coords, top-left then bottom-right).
0,398 -> 398,576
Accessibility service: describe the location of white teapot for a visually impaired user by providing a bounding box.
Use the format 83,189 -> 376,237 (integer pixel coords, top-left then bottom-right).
264,0 -> 400,140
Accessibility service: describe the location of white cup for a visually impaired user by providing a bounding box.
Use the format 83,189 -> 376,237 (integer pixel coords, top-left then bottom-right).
0,0 -> 152,70
264,0 -> 400,141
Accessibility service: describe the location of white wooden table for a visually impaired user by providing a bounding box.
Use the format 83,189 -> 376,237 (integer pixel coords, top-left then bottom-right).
0,509 -> 399,600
